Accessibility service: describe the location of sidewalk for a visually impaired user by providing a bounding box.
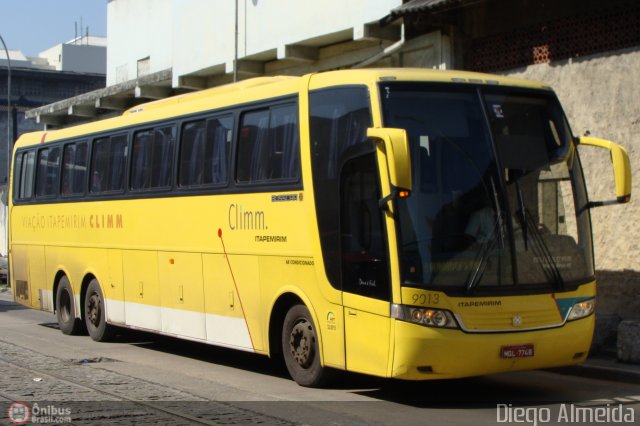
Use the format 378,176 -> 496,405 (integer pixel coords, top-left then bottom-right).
1,283 -> 639,384
553,354 -> 640,384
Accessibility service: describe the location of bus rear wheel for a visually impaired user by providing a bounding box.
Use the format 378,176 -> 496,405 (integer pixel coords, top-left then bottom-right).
84,279 -> 113,342
55,276 -> 83,335
282,304 -> 332,387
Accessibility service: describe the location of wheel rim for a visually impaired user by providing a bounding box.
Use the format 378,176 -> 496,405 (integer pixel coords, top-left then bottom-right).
60,289 -> 72,323
289,319 -> 315,369
87,292 -> 101,328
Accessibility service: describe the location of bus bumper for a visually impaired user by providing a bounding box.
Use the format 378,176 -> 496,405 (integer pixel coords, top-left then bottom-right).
390,315 -> 594,380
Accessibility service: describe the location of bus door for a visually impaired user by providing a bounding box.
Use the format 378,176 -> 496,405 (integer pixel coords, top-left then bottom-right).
340,150 -> 392,377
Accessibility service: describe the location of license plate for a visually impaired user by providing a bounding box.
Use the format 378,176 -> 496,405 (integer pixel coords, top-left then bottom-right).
500,344 -> 534,358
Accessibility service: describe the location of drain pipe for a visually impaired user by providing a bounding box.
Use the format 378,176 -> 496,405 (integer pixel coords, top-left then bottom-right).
353,24 -> 405,69
233,0 -> 239,82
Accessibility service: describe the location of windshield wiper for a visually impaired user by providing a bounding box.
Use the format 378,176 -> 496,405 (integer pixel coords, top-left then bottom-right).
519,206 -> 565,291
466,178 -> 505,293
515,180 -> 529,251
465,230 -> 499,293
512,172 -> 564,290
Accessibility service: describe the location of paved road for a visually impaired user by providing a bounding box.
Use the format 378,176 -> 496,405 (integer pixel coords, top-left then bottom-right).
0,292 -> 638,425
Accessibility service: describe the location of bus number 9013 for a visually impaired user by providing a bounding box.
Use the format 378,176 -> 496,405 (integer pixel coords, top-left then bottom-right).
411,293 -> 439,305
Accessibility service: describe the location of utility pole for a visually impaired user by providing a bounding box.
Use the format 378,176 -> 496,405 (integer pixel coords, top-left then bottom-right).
0,34 -> 11,264
0,34 -> 10,185
234,0 -> 239,82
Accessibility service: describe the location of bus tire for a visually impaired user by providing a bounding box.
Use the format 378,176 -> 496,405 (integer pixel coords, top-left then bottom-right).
282,304 -> 332,387
84,279 -> 113,342
55,277 -> 83,335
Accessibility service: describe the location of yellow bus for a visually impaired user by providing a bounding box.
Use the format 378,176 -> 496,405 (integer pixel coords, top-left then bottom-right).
9,69 -> 632,387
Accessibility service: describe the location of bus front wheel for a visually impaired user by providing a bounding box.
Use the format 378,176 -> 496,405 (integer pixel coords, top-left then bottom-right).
282,304 -> 332,387
84,279 -> 113,342
55,277 -> 83,335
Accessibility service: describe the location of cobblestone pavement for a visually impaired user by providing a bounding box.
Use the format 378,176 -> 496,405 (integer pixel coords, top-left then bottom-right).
0,339 -> 296,425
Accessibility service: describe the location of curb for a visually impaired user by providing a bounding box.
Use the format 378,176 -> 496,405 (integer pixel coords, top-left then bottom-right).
551,361 -> 640,384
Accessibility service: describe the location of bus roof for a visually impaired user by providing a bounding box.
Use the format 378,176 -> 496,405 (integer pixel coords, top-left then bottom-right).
307,68 -> 551,91
14,76 -> 302,149
122,76 -> 300,115
14,68 -> 551,149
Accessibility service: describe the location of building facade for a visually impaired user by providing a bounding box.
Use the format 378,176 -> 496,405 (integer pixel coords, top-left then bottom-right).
106,0 -> 409,87
25,0 -> 640,352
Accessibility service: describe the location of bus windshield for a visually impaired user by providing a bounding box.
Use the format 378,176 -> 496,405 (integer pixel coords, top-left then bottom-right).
381,83 -> 594,295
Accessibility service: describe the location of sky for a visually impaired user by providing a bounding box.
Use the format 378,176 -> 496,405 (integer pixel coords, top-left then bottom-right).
0,0 -> 107,57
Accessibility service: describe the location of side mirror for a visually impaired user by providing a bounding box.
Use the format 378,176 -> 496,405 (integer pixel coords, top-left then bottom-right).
367,127 -> 412,192
579,136 -> 632,207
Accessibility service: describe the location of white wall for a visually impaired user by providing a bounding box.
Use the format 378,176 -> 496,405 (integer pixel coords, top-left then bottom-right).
107,0 -> 174,85
107,0 -> 402,86
242,0 -> 400,56
0,50 -> 35,69
171,0 -> 234,81
35,45 -> 106,74
39,37 -> 107,74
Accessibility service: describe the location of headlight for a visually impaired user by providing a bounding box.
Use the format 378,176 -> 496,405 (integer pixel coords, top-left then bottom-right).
566,298 -> 595,321
391,304 -> 458,329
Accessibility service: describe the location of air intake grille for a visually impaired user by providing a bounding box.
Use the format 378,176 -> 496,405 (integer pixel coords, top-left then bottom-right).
15,280 -> 29,301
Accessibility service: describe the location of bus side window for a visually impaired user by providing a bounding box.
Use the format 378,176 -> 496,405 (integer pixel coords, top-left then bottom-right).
179,115 -> 232,187
131,127 -> 174,191
153,127 -> 175,188
16,150 -> 36,200
36,147 -> 61,198
110,134 -> 128,191
91,134 -> 128,194
35,148 -> 50,197
237,110 -> 270,183
237,104 -> 299,184
91,138 -> 107,192
12,152 -> 23,199
131,130 -> 153,190
62,144 -> 75,195
61,141 -> 88,196
179,120 -> 206,186
205,116 -> 233,185
269,105 -> 300,180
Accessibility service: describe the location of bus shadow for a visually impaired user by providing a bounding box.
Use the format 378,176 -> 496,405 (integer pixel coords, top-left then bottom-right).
108,328 -> 635,408
118,329 -> 291,379
350,375 -> 553,408
0,298 -> 29,313
350,372 -> 637,408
